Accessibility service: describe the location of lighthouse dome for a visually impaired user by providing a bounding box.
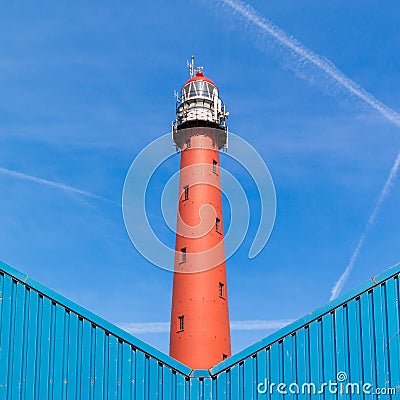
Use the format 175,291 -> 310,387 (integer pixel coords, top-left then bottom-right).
175,69 -> 228,129
181,70 -> 218,99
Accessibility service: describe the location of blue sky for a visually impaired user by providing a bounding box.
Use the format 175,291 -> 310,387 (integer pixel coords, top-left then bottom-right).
1,0 -> 399,355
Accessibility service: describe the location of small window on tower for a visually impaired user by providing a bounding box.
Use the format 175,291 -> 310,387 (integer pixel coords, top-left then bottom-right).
219,282 -> 225,298
180,247 -> 187,263
216,217 -> 221,233
213,160 -> 218,174
222,354 -> 228,360
177,315 -> 185,332
186,138 -> 191,148
183,185 -> 189,201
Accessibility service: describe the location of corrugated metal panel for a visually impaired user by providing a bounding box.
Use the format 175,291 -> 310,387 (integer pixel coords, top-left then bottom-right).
0,261 -> 195,400
1,260 -> 400,399
211,264 -> 400,399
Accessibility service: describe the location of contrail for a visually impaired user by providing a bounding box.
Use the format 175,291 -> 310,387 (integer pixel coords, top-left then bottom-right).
215,0 -> 400,298
0,166 -> 116,205
217,0 -> 400,128
119,319 -> 294,334
330,151 -> 400,300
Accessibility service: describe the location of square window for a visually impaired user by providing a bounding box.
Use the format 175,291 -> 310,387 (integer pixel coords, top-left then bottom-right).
216,217 -> 221,233
183,185 -> 189,201
178,315 -> 184,331
219,282 -> 225,298
180,247 -> 187,263
213,159 -> 218,174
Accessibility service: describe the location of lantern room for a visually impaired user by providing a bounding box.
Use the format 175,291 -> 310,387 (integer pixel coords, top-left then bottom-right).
172,57 -> 229,150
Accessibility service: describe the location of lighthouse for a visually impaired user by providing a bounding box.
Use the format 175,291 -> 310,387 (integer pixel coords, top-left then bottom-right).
169,57 -> 231,369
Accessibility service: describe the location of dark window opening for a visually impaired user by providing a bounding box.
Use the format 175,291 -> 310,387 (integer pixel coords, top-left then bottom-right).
219,282 -> 225,298
222,354 -> 227,360
183,185 -> 189,201
213,159 -> 218,174
180,247 -> 187,263
216,217 -> 221,233
178,315 -> 185,332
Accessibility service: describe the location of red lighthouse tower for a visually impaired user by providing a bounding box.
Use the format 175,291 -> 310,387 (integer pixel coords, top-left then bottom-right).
169,57 -> 231,369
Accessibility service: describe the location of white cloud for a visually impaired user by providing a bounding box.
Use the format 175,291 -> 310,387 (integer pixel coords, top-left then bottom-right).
119,319 -> 294,334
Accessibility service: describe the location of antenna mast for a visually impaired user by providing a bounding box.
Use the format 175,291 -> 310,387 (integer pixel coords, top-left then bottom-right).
188,55 -> 195,78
